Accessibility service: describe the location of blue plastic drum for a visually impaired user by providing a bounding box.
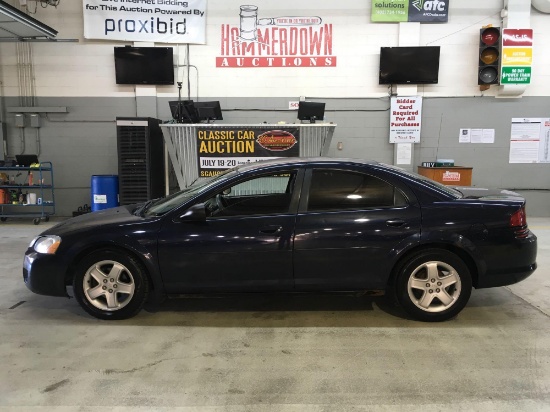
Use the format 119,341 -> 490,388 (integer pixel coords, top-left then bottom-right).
91,175 -> 119,212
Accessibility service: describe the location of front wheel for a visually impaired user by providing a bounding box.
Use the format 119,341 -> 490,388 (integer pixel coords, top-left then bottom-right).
73,250 -> 149,320
395,249 -> 472,322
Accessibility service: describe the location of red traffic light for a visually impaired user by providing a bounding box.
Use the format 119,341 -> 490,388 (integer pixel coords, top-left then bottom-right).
481,27 -> 500,46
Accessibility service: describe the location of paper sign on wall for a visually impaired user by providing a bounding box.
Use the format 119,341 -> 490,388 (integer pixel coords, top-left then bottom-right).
510,118 -> 550,163
390,97 -> 422,143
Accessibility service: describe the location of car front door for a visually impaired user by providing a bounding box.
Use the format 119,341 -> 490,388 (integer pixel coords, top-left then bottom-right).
293,167 -> 421,290
157,169 -> 303,293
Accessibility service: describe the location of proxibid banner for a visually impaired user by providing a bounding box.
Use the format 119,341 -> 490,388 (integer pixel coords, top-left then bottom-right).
82,0 -> 206,44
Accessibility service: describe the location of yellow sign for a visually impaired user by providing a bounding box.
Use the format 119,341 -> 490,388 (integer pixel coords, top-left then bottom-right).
502,47 -> 533,66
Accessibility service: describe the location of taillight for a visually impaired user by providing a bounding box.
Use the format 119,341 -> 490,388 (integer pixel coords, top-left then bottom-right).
510,207 -> 529,238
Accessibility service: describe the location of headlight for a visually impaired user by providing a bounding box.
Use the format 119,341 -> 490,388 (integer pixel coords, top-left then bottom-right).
33,236 -> 61,254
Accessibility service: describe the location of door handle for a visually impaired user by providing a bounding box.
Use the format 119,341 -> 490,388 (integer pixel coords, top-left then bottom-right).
260,225 -> 283,234
386,219 -> 405,227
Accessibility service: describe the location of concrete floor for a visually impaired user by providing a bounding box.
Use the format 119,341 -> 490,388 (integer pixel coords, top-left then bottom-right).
1,218 -> 549,411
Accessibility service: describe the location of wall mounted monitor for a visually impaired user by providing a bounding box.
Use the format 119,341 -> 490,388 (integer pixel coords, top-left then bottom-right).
194,101 -> 224,122
114,46 -> 174,85
297,101 -> 326,123
379,46 -> 440,84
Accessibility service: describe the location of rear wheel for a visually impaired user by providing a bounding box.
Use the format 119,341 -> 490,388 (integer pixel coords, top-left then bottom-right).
73,250 -> 148,320
395,249 -> 472,322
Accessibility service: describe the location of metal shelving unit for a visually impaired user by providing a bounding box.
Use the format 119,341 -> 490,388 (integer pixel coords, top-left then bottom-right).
0,161 -> 55,225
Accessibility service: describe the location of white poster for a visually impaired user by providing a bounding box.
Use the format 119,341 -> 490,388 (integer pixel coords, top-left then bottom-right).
509,118 -> 547,163
396,143 -> 412,165
459,129 -> 470,143
540,120 -> 550,163
482,129 -> 495,144
82,0 -> 207,44
459,128 -> 495,143
390,96 -> 422,143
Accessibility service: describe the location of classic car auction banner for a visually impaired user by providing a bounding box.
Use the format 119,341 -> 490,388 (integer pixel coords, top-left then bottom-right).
82,0 -> 206,44
390,96 -> 422,143
197,127 -> 300,177
371,0 -> 449,23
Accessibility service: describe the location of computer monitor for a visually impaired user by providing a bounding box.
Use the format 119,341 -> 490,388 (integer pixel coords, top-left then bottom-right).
194,101 -> 223,122
169,100 -> 199,124
297,101 -> 325,123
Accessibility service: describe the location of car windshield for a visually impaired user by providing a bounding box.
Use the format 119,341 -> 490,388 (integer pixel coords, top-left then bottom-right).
381,164 -> 462,199
142,169 -> 235,216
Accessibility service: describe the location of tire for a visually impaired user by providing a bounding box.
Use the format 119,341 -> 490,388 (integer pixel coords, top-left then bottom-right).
73,249 -> 149,320
394,249 -> 472,322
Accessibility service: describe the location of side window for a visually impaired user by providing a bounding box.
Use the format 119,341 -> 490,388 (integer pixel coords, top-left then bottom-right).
205,171 -> 296,217
307,169 -> 407,212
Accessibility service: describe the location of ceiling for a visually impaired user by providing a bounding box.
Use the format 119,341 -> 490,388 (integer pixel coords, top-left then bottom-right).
0,1 -> 57,42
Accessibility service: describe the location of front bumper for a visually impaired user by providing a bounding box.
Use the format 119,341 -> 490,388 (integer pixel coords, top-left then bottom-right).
23,249 -> 69,297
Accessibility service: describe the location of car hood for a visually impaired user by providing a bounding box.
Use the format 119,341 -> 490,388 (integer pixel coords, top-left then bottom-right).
455,187 -> 525,202
43,206 -> 145,236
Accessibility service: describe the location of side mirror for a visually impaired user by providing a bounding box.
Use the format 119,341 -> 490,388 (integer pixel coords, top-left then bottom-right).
177,203 -> 207,222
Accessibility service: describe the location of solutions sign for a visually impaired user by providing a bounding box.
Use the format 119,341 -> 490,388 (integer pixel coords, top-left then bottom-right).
372,0 -> 449,23
82,0 -> 206,44
216,5 -> 336,68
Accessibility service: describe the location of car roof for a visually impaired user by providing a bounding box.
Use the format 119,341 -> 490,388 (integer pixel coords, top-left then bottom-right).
235,157 -> 381,173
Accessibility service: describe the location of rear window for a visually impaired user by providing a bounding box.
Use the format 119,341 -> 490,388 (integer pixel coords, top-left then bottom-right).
308,169 -> 408,211
380,165 -> 462,199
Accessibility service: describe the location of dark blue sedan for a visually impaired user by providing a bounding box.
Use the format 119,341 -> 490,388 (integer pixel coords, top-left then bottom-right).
23,158 -> 537,321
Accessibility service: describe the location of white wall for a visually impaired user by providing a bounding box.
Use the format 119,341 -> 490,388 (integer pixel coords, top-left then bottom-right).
1,0 -> 549,99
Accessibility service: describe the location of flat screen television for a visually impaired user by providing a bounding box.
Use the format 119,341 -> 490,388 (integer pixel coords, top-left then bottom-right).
297,101 -> 325,123
379,46 -> 440,85
114,46 -> 174,85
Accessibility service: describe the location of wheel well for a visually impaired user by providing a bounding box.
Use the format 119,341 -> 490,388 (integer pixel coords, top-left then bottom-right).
64,244 -> 155,291
388,243 -> 479,290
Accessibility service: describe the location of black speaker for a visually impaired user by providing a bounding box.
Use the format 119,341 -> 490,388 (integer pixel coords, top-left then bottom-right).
116,117 -> 165,205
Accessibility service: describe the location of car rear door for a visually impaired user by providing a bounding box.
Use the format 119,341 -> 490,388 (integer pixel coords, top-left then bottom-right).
157,168 -> 303,293
293,166 -> 421,290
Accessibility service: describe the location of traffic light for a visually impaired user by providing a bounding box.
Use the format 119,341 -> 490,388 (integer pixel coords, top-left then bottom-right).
478,27 -> 501,85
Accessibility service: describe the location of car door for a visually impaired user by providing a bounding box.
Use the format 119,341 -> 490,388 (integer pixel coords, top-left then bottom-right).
293,167 -> 421,290
157,169 -> 303,293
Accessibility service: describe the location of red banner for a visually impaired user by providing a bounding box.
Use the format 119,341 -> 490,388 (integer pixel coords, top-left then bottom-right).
502,29 -> 533,47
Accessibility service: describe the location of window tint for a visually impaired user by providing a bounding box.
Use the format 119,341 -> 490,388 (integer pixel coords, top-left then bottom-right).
307,170 -> 407,211
206,171 -> 296,217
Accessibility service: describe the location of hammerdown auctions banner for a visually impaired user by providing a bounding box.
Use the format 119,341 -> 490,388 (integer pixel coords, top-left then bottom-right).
82,0 -> 206,44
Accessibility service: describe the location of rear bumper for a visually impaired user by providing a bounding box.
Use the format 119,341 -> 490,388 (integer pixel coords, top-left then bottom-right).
23,249 -> 69,297
476,231 -> 538,288
476,263 -> 537,288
